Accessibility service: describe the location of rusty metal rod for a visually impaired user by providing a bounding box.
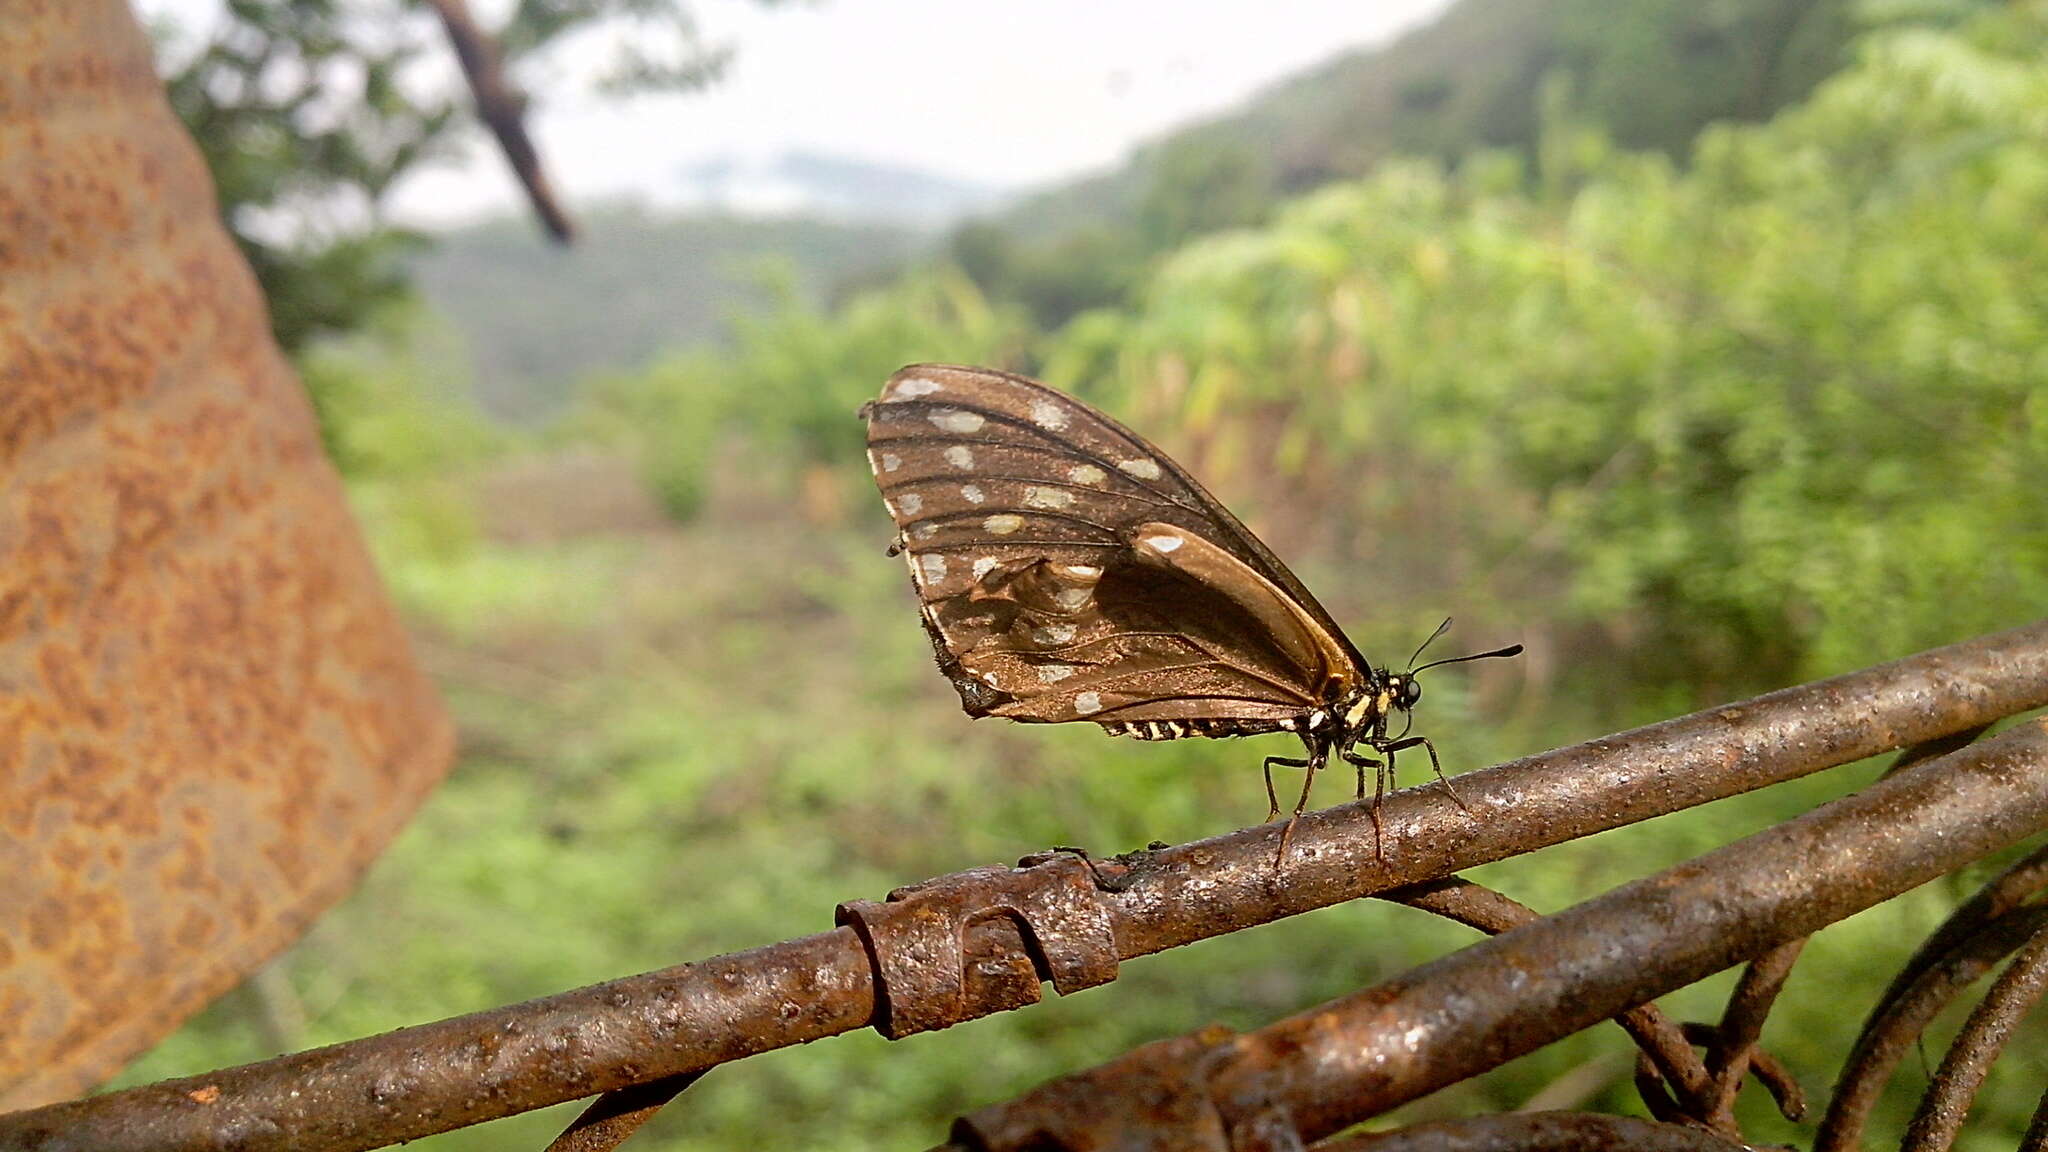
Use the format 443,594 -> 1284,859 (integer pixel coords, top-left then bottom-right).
7,623 -> 2048,1152
2024,1082 -> 2048,1152
1099,620 -> 2048,957
949,719 -> 2048,1150
542,1070 -> 703,1152
1901,928 -> 2048,1152
1311,1112 -> 1749,1152
1,931 -> 877,1152
1702,941 -> 1804,1126
1817,848 -> 2048,1152
1380,879 -> 1719,1119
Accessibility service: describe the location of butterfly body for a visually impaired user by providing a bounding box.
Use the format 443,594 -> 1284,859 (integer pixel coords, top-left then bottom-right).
862,364 -> 1515,846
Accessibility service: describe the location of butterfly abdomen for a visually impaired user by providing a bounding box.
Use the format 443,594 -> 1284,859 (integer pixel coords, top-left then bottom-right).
1102,717 -> 1290,741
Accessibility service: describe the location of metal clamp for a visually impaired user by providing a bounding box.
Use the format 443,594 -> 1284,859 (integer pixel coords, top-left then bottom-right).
836,855 -> 1120,1039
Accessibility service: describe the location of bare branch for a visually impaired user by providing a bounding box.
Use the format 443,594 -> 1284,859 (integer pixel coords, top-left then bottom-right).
424,0 -> 575,242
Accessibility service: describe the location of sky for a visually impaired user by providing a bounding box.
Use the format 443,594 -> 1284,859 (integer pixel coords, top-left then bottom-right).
136,0 -> 1451,227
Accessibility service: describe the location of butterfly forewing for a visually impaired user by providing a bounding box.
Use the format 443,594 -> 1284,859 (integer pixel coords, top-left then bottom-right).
863,364 -> 1367,737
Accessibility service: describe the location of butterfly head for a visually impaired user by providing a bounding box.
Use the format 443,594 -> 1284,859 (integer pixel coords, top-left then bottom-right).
1392,674 -> 1422,711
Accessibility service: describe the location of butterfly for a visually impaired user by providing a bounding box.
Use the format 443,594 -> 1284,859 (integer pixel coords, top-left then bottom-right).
859,364 -> 1520,856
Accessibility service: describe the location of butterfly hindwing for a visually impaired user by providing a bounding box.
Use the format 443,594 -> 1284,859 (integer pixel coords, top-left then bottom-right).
863,364 -> 1367,736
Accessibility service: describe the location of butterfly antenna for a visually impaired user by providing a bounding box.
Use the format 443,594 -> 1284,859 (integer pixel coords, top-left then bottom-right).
1413,643 -> 1525,676
1406,617 -> 1454,670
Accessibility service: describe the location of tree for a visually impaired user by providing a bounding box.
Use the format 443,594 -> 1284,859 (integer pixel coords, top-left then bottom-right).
153,0 -> 751,353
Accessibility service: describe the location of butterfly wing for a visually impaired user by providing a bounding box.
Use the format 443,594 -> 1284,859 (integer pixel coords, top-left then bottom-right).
862,363 -> 1368,736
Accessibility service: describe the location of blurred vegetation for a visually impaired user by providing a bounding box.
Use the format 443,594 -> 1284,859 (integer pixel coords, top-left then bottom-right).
116,3 -> 2048,1151
411,208 -> 924,421
152,0 -> 754,354
958,0 -> 1996,329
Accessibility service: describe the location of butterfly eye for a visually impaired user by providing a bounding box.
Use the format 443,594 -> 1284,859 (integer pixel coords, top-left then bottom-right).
1401,679 -> 1423,709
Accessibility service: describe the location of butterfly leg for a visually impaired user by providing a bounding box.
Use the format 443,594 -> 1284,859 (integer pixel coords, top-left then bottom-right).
1261,735 -> 1317,823
1341,745 -> 1387,860
1381,734 -> 1471,813
1277,742 -> 1330,862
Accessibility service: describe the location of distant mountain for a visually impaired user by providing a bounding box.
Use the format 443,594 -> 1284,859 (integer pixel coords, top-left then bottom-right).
672,150 -> 1008,229
409,206 -> 918,421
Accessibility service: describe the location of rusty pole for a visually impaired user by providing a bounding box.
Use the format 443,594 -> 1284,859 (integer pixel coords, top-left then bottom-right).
5,623 -> 2047,1152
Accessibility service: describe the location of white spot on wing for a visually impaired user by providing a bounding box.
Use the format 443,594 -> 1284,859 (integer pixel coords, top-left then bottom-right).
943,445 -> 975,469
1037,664 -> 1078,683
984,513 -> 1024,534
1074,691 -> 1103,715
898,492 -> 924,515
1067,464 -> 1106,485
917,554 -> 948,583
882,453 -> 901,473
1053,586 -> 1092,611
1024,486 -> 1075,510
972,556 -> 998,579
1118,458 -> 1163,480
929,409 -> 986,434
1143,533 -> 1185,553
1063,564 -> 1102,578
1030,398 -> 1070,430
912,522 -> 938,541
960,483 -> 985,505
1031,622 -> 1078,646
888,377 -> 943,401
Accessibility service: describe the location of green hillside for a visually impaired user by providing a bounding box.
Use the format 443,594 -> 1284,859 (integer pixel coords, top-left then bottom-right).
959,0 -> 1958,326
408,206 -> 918,421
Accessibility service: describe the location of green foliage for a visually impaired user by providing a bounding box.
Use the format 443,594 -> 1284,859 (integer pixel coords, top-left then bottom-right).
298,306 -> 499,479
963,0 -> 2002,331
154,0 -> 743,353
581,265 -> 1035,520
1070,4 -> 2048,688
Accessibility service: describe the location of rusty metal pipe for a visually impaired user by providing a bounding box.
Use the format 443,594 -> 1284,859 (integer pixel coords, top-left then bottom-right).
7,624 -> 2048,1152
1,931 -> 874,1152
1311,1112 -> 1749,1152
1102,620 -> 2048,958
952,719 -> 2048,1149
1901,928 -> 2048,1152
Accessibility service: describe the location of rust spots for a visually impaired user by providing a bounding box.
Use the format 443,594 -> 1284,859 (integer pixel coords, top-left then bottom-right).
186,1085 -> 220,1105
0,0 -> 454,1111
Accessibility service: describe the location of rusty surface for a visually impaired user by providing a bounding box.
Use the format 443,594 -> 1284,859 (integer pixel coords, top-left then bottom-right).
945,719 -> 2048,1151
1702,940 -> 1805,1124
1817,843 -> 2048,1152
1377,878 -> 1727,1122
836,856 -> 1119,1038
542,1070 -> 701,1152
1312,1112 -> 1749,1152
1900,929 -> 2048,1152
4,624 -> 2046,1150
1,929 -> 877,1152
0,0 -> 454,1109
